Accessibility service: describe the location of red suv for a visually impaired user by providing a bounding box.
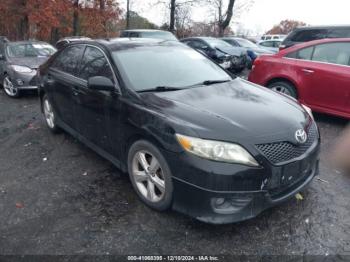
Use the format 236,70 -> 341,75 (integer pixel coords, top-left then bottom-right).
248,38 -> 350,119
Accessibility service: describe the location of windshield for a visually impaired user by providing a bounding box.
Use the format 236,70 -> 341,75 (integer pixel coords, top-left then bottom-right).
141,32 -> 178,41
112,45 -> 231,92
6,43 -> 56,58
205,39 -> 233,49
235,38 -> 257,48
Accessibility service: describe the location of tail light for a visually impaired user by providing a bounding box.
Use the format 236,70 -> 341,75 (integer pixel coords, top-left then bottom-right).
251,57 -> 262,70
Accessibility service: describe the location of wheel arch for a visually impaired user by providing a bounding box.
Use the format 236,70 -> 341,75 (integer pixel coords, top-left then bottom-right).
265,77 -> 299,98
121,132 -> 167,173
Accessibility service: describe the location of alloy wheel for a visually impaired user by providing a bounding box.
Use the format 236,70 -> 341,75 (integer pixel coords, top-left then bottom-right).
43,98 -> 55,129
270,85 -> 292,96
132,150 -> 166,203
3,76 -> 18,97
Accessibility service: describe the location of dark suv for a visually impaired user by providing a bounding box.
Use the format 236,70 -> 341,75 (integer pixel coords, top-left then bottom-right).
280,25 -> 350,50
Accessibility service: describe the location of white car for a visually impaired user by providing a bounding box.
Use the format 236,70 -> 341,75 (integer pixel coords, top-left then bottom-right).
257,40 -> 282,53
261,34 -> 286,41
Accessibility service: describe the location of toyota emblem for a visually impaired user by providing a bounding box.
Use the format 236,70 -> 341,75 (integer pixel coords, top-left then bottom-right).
295,129 -> 307,144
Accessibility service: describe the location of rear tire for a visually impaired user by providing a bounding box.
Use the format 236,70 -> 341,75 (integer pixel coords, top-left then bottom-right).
128,140 -> 173,211
267,81 -> 297,98
42,94 -> 60,133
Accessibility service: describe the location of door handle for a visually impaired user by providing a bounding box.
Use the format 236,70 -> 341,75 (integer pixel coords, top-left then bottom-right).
302,69 -> 314,74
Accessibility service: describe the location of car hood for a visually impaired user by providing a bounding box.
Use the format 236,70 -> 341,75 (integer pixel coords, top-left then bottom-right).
250,47 -> 274,54
140,78 -> 310,145
8,56 -> 50,69
215,46 -> 246,56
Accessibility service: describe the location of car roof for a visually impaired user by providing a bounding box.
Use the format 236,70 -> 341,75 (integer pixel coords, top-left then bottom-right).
278,38 -> 350,56
259,39 -> 282,42
121,29 -> 170,33
295,25 -> 350,30
66,37 -> 183,51
6,40 -> 51,45
181,37 -> 218,41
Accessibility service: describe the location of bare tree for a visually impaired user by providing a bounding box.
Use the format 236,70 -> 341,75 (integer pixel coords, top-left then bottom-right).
207,0 -> 254,36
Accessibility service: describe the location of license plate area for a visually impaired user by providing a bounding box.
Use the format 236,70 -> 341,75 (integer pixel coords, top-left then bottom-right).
281,158 -> 314,186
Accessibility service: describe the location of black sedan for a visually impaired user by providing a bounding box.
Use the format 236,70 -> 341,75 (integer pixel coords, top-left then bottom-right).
38,38 -> 320,224
181,37 -> 248,73
0,41 -> 56,97
221,37 -> 274,67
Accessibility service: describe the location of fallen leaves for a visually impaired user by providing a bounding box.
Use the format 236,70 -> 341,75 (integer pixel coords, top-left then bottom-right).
295,192 -> 304,201
15,202 -> 24,208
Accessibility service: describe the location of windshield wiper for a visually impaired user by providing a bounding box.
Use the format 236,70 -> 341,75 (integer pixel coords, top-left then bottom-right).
137,86 -> 183,93
137,80 -> 231,93
199,79 -> 231,86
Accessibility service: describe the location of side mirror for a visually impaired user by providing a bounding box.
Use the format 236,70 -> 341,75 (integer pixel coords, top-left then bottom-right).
0,54 -> 4,60
88,76 -> 115,91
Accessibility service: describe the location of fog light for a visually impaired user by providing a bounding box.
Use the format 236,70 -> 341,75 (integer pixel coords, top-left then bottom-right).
211,196 -> 253,215
17,79 -> 24,86
215,198 -> 225,206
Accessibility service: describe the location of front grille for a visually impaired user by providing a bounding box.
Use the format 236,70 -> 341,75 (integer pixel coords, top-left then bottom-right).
256,123 -> 318,165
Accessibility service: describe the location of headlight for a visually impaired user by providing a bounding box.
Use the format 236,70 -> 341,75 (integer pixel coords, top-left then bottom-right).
11,65 -> 33,73
302,104 -> 314,120
176,134 -> 259,167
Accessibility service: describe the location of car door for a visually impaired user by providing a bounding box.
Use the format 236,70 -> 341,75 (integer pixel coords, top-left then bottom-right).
0,43 -> 6,82
47,45 -> 85,130
74,45 -> 120,156
293,42 -> 350,114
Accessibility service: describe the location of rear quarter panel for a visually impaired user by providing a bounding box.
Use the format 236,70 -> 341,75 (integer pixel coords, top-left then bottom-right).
249,55 -> 300,92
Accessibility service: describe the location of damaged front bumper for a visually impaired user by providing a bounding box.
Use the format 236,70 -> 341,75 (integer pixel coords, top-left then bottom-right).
163,140 -> 320,224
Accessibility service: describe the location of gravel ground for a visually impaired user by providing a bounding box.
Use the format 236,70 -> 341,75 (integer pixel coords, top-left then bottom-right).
0,85 -> 349,257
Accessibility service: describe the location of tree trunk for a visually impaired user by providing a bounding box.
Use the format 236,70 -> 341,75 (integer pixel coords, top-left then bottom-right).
73,0 -> 79,36
219,0 -> 235,37
19,0 -> 29,40
169,0 -> 176,32
126,0 -> 130,29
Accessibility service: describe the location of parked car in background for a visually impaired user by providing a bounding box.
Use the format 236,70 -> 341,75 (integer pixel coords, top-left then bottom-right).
0,41 -> 56,97
181,37 -> 247,72
280,25 -> 350,50
56,36 -> 91,50
120,29 -> 178,41
221,37 -> 274,68
248,38 -> 350,119
0,36 -> 9,44
261,34 -> 286,41
258,40 -> 282,53
38,38 -> 319,224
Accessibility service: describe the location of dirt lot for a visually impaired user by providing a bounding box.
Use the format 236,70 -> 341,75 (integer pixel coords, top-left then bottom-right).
0,86 -> 349,257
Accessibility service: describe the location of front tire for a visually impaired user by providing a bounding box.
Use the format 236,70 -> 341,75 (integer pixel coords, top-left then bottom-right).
3,75 -> 20,98
128,140 -> 173,211
267,81 -> 297,98
42,94 -> 60,133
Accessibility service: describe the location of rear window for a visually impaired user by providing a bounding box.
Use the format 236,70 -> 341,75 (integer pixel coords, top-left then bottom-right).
291,29 -> 328,42
327,28 -> 350,38
285,46 -> 314,60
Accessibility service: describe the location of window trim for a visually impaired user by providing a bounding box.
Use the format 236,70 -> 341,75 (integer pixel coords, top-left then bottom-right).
52,43 -> 121,93
283,42 -> 350,68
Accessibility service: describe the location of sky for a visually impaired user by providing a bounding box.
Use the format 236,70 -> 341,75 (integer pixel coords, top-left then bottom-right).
126,0 -> 350,36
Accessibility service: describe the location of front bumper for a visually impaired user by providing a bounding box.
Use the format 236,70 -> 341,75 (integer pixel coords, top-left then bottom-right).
164,140 -> 320,224
10,70 -> 39,90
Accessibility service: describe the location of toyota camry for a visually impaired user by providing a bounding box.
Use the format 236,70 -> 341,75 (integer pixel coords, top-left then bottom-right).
38,38 -> 320,224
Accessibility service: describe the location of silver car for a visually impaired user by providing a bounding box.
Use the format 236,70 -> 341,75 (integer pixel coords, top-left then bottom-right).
0,41 -> 56,98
